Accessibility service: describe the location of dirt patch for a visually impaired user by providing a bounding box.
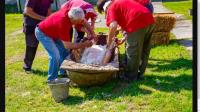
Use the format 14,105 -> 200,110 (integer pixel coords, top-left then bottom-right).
6,51 -> 47,65
9,29 -> 23,36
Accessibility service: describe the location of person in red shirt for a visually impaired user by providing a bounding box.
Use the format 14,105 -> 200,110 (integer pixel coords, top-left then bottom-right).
35,7 -> 95,82
97,0 -> 153,13
61,0 -> 98,43
103,0 -> 155,82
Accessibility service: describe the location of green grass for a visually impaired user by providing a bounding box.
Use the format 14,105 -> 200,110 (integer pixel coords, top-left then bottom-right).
6,14 -> 192,112
163,0 -> 192,20
6,14 -> 23,34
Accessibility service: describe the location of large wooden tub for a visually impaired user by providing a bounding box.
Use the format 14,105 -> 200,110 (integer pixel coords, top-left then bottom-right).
60,33 -> 119,86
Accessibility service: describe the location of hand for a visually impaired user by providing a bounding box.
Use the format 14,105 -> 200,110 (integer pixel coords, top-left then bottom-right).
88,33 -> 98,43
91,26 -> 95,31
116,38 -> 125,46
83,40 -> 93,48
92,34 -> 98,43
41,16 -> 46,20
115,29 -> 121,36
115,27 -> 121,36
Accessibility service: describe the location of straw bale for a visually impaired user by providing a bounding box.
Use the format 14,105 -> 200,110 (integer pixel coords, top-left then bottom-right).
151,32 -> 170,46
153,14 -> 176,32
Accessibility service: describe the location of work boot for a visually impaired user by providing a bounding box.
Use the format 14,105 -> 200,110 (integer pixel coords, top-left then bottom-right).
23,46 -> 37,73
137,72 -> 144,81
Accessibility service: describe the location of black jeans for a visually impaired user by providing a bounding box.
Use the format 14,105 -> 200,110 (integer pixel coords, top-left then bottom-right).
23,33 -> 39,70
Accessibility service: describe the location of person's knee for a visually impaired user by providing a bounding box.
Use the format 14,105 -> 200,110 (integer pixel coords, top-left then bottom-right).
50,54 -> 60,65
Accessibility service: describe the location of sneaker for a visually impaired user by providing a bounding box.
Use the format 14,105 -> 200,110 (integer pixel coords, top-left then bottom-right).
137,72 -> 144,81
47,78 -> 58,84
23,67 -> 32,74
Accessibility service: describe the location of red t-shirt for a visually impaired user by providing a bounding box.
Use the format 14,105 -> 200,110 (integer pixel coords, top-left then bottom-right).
134,0 -> 150,5
61,0 -> 97,20
38,9 -> 71,42
106,0 -> 154,33
61,0 -> 97,30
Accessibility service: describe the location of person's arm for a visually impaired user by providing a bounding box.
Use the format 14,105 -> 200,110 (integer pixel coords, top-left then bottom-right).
107,21 -> 118,47
62,40 -> 92,49
115,26 -> 122,36
90,17 -> 96,30
47,7 -> 52,16
82,19 -> 97,39
24,7 -> 46,20
80,27 -> 91,37
116,34 -> 127,45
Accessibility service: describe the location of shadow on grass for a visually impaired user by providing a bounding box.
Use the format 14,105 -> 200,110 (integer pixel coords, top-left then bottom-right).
143,74 -> 192,92
33,39 -> 191,105
61,96 -> 84,105
32,69 -> 68,77
148,58 -> 192,72
61,72 -> 191,105
32,69 -> 48,77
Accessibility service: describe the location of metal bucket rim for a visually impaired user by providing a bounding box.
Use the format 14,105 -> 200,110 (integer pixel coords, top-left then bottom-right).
48,78 -> 70,85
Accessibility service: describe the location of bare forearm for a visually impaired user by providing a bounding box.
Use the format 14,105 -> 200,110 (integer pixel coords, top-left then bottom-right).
63,41 -> 85,49
81,27 -> 90,36
24,7 -> 45,20
108,21 -> 118,47
47,8 -> 52,16
91,18 -> 96,29
83,19 -> 95,36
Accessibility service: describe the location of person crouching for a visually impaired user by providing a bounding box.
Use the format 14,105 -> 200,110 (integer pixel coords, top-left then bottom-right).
35,7 -> 95,83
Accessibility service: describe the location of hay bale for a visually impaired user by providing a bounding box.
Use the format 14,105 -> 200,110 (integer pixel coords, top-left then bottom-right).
151,32 -> 170,46
153,14 -> 176,32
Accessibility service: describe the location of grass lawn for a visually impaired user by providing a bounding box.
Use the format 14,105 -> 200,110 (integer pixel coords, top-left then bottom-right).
5,14 -> 23,34
6,14 -> 192,112
162,0 -> 192,20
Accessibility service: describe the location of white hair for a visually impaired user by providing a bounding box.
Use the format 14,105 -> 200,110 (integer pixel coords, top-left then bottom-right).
103,0 -> 111,11
68,7 -> 85,20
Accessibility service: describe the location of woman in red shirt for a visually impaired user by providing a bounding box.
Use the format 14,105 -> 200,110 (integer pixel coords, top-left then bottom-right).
101,0 -> 155,82
35,7 -> 95,82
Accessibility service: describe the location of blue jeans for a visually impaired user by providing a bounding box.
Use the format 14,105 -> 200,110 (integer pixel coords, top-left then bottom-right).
35,27 -> 69,81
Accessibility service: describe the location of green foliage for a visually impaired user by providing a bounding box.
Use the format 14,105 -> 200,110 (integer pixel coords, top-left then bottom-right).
5,4 -> 19,13
84,0 -> 98,5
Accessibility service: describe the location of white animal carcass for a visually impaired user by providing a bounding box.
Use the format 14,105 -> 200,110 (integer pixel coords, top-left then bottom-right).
80,45 -> 107,65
